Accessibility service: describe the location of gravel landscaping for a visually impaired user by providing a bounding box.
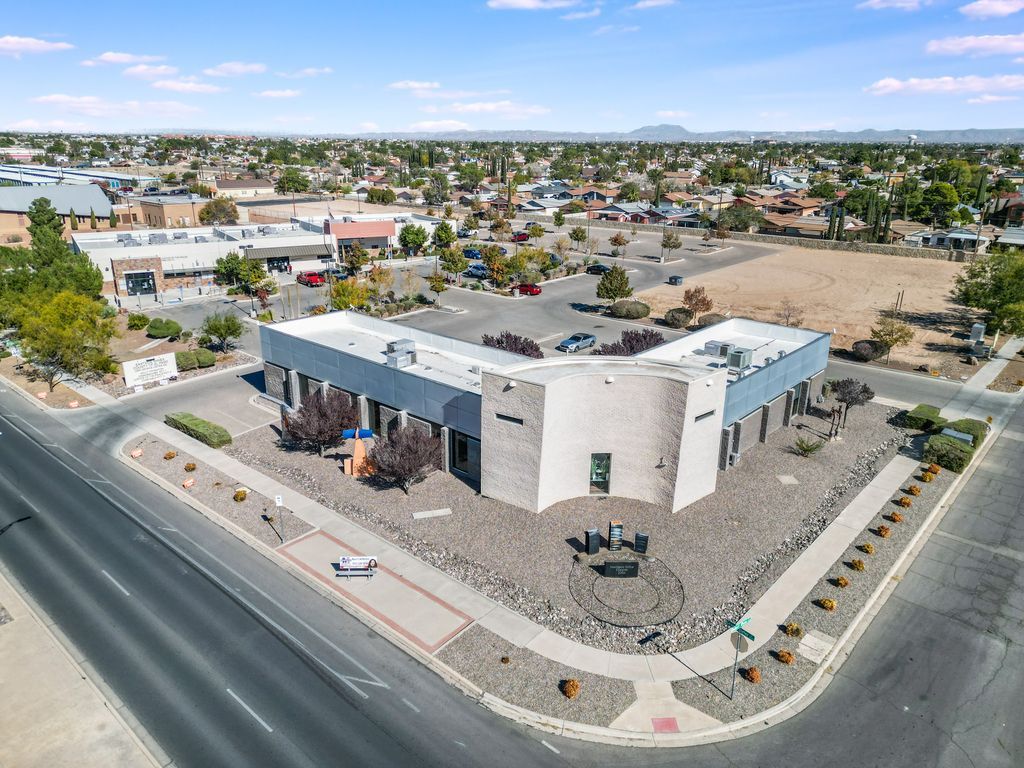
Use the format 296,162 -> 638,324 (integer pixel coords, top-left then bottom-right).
672,462 -> 955,722
225,400 -> 911,654
437,624 -> 636,727
128,435 -> 313,548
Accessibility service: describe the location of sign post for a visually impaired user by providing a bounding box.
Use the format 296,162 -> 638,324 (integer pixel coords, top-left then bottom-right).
728,617 -> 754,700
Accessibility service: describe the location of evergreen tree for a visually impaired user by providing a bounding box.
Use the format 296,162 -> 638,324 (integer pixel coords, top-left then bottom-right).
68,208 -> 78,231
89,208 -> 98,229
108,209 -> 118,229
835,207 -> 846,241
26,197 -> 64,242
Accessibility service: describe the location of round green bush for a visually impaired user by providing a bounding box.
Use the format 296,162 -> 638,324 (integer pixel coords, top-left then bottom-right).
696,312 -> 728,328
100,304 -> 118,319
663,306 -> 694,329
126,312 -> 150,330
146,318 -> 183,339
851,339 -> 887,362
174,351 -> 198,371
0,349 -> 11,359
194,348 -> 216,368
609,300 -> 651,319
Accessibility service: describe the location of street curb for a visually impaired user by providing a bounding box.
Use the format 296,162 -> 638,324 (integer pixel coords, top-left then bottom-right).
115,358 -> 263,402
0,564 -> 171,767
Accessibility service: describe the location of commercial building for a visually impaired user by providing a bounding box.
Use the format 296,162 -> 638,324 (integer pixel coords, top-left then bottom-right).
0,185 -> 114,243
213,178 -> 276,198
0,163 -> 158,189
72,222 -> 335,296
134,194 -> 212,229
260,313 -> 829,514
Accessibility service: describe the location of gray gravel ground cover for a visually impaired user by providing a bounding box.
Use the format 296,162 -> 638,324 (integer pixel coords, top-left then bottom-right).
671,462 -> 956,722
129,435 -> 313,549
437,623 -> 636,726
225,401 -> 907,653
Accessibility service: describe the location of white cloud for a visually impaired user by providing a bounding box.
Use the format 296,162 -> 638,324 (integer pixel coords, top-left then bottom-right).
959,0 -> 1024,18
0,35 -> 73,57
927,33 -> 1024,56
425,100 -> 550,118
856,0 -> 926,9
202,61 -> 266,77
389,79 -> 441,90
32,94 -> 200,118
6,118 -> 89,131
123,64 -> 178,79
278,66 -> 333,78
593,24 -> 640,34
413,88 -> 511,99
255,89 -> 301,98
487,0 -> 579,8
359,121 -> 380,131
865,73 -> 1024,94
152,78 -> 225,93
967,93 -> 1020,102
562,7 -> 600,18
81,50 -> 162,66
409,119 -> 471,131
629,0 -> 675,9
656,109 -> 690,119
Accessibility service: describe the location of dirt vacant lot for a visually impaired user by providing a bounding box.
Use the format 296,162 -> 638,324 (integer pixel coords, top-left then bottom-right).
640,246 -> 975,372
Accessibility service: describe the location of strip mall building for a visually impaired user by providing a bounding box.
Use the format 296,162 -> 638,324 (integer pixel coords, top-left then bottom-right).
261,313 -> 829,514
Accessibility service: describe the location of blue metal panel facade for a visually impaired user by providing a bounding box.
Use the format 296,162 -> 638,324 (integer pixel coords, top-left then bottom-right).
722,333 -> 829,426
261,326 -> 484,438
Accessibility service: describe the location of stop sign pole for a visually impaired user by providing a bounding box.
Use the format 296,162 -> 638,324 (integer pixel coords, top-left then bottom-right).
728,617 -> 755,700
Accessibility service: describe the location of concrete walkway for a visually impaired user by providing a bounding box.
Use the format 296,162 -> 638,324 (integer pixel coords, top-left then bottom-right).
0,570 -> 157,768
944,337 -> 1024,422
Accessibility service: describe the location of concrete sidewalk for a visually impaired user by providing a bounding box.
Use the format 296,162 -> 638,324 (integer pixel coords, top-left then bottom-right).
0,570 -> 158,768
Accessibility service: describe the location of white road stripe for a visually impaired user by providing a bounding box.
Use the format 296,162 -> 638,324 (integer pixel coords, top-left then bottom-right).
100,569 -> 131,597
402,697 -> 420,713
226,688 -> 274,733
541,740 -> 560,754
535,332 -> 565,344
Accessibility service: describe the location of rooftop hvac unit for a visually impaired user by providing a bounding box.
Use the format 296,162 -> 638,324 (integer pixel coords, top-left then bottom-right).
194,235 -> 208,243
241,228 -> 254,238
703,340 -> 734,357
116,233 -> 132,242
385,351 -> 417,369
777,350 -> 787,360
727,347 -> 753,370
172,231 -> 188,240
386,338 -> 416,356
149,233 -> 167,244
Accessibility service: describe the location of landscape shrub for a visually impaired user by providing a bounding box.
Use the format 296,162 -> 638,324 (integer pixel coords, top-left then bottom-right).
904,404 -> 946,431
897,496 -> 912,508
500,656 -> 510,665
663,306 -> 694,329
817,598 -> 837,612
146,317 -> 183,339
784,622 -> 803,638
163,450 -> 177,460
0,349 -> 11,359
164,412 -> 232,448
561,679 -> 581,699
608,300 -> 650,319
888,512 -> 904,523
695,312 -> 727,328
923,434 -> 974,473
175,351 -> 198,371
876,525 -> 892,538
850,559 -> 866,571
743,667 -> 762,684
309,304 -> 328,316
101,304 -> 118,319
859,542 -> 875,555
920,471 -> 935,483
944,418 -> 988,448
907,485 -> 922,496
851,339 -> 888,362
776,649 -> 795,665
835,575 -> 850,588
233,489 -> 247,502
195,348 -> 216,368
127,312 -> 150,330
184,462 -> 196,472
927,463 -> 942,475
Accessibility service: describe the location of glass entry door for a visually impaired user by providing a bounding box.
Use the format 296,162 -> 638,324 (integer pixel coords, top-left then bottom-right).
590,453 -> 611,494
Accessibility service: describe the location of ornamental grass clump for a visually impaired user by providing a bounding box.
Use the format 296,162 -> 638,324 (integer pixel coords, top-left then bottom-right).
888,512 -> 904,524
877,525 -> 892,538
897,496 -> 913,508
184,462 -> 196,472
921,471 -> 935,483
784,622 -> 803,638
743,667 -> 762,684
561,679 -> 581,699
835,575 -> 850,588
233,489 -> 247,503
859,542 -> 876,555
776,650 -> 795,665
907,485 -> 922,496
850,559 -> 866,571
164,450 -> 177,460
817,598 -> 837,612
927,463 -> 942,475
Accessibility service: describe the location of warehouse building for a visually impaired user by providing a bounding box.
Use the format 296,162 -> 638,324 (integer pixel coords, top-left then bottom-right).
260,313 -> 829,514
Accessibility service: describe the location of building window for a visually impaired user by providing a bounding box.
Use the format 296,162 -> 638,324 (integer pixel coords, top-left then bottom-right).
590,453 -> 611,494
451,432 -> 480,479
695,409 -> 716,422
495,413 -> 524,425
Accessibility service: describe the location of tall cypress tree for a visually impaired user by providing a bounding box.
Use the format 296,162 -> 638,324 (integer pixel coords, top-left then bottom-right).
108,209 -> 118,229
89,208 -> 98,229
68,208 -> 78,231
835,206 -> 846,241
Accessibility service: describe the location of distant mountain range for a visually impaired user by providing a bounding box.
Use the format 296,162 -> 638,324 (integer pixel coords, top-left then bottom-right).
154,123 -> 1024,143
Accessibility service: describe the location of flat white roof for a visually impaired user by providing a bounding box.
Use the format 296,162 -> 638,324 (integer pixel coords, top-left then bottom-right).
498,356 -> 717,386
265,312 -> 527,392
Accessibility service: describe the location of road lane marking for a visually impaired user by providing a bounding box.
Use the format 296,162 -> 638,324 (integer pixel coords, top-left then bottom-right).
101,569 -> 131,596
226,688 -> 274,733
454,741 -> 467,748
7,414 -> 45,437
933,530 -> 1024,563
535,332 -> 565,343
402,698 -> 420,713
541,740 -> 560,754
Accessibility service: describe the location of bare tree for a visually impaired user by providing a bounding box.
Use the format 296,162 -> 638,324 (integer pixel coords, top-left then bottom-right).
284,388 -> 359,457
774,299 -> 804,327
368,426 -> 442,493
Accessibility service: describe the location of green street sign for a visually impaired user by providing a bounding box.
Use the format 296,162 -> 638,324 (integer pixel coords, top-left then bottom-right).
730,617 -> 751,631
737,628 -> 755,641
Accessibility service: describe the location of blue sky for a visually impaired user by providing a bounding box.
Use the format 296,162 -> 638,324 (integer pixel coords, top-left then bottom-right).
2,0 -> 1023,134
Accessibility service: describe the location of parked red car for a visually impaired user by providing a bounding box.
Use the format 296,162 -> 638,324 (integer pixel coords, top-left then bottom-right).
511,231 -> 530,242
296,271 -> 325,286
511,283 -> 542,296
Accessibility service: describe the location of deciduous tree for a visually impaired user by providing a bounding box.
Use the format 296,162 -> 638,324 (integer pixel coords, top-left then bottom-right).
593,328 -> 665,356
481,330 -> 543,358
284,388 -> 359,457
20,291 -> 114,391
200,311 -> 244,352
870,315 -> 914,364
199,196 -> 240,224
834,378 -> 874,428
368,425 -> 442,493
682,285 -> 713,319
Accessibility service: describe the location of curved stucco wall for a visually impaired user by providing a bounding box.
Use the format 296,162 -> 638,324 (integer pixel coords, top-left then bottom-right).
480,361 -> 727,513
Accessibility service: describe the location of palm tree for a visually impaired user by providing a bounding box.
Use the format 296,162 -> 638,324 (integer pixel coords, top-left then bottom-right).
647,168 -> 666,206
